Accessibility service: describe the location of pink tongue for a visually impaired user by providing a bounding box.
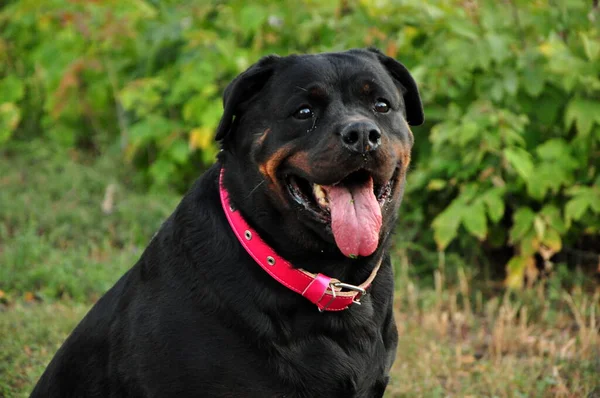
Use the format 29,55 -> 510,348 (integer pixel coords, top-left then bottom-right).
324,177 -> 382,258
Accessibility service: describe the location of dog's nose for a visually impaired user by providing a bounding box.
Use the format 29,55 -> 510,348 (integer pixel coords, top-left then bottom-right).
340,121 -> 381,154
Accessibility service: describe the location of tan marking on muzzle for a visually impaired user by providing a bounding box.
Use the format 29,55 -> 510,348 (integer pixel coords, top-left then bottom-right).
258,144 -> 294,203
394,143 -> 411,171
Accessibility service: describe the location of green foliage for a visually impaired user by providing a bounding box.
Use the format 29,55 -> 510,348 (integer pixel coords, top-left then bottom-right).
1,0 -> 599,286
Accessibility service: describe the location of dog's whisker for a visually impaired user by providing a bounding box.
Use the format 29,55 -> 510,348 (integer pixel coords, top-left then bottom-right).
295,85 -> 308,92
246,180 -> 266,199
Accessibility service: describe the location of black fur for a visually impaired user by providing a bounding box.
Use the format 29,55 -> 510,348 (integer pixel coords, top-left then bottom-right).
31,48 -> 423,398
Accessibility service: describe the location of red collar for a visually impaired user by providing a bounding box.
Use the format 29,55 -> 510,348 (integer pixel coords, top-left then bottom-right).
219,169 -> 381,312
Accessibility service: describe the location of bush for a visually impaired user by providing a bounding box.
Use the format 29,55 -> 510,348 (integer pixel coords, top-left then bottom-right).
1,0 -> 599,285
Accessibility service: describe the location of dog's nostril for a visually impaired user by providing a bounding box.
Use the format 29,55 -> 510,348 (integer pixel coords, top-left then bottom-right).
368,129 -> 381,145
343,130 -> 359,145
340,121 -> 381,153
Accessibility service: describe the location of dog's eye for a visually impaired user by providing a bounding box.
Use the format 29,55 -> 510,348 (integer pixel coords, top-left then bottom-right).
374,100 -> 390,113
294,106 -> 314,120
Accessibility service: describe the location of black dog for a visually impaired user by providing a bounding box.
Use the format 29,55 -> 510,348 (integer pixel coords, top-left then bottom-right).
31,48 -> 423,398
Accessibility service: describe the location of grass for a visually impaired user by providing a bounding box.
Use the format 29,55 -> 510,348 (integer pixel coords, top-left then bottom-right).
0,302 -> 90,397
0,140 -> 179,302
388,258 -> 600,397
1,143 -> 599,397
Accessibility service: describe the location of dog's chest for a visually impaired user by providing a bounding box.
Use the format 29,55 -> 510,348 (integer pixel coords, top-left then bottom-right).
271,327 -> 391,397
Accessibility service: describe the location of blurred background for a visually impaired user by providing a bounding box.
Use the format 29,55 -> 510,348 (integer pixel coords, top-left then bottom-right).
1,0 -> 599,396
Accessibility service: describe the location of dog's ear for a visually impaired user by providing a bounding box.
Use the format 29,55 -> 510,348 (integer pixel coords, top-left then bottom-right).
215,55 -> 280,142
368,48 -> 424,126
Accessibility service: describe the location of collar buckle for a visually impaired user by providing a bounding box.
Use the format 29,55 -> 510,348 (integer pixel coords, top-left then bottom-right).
318,282 -> 367,312
333,282 -> 367,305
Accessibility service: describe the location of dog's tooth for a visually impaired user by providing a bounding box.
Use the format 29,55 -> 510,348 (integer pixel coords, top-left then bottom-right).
313,183 -> 323,197
312,184 -> 329,208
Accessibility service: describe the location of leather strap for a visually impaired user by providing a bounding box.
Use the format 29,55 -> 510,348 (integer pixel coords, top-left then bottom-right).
219,169 -> 381,311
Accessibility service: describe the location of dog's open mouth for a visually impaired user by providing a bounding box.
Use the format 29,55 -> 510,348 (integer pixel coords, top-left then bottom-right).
285,169 -> 396,258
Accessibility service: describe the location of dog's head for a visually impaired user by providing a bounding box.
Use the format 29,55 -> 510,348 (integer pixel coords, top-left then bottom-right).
217,48 -> 423,260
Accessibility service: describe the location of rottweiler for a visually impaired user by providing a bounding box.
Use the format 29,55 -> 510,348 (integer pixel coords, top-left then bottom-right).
31,48 -> 423,398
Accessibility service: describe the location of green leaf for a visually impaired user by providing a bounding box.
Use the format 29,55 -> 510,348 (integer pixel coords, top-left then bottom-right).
591,195 -> 600,213
182,94 -> 208,125
0,102 -> 21,144
461,200 -> 487,240
533,93 -> 562,125
519,230 -> 539,256
500,126 -> 526,147
526,162 -> 570,200
457,121 -> 479,146
198,100 -> 223,129
522,67 -> 545,97
540,205 -> 567,234
565,98 -> 600,138
131,0 -> 158,18
448,21 -> 478,40
580,32 -> 600,61
504,147 -> 534,180
490,80 -> 504,102
482,189 -> 505,223
526,173 -> 547,200
566,185 -> 593,197
0,76 -> 25,103
533,216 -> 545,240
542,228 -> 562,253
129,115 -> 174,145
505,256 -> 531,289
565,186 -> 600,216
432,202 -> 463,251
536,139 -> 569,160
119,78 -> 167,116
565,196 -> 590,225
427,179 -> 446,191
239,5 -> 267,33
149,158 -> 176,186
458,184 -> 480,204
503,69 -> 518,96
510,207 -> 535,243
486,33 -> 510,63
168,139 -> 190,165
529,162 -> 574,200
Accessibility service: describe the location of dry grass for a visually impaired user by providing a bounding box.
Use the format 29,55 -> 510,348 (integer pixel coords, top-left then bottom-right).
386,252 -> 600,397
